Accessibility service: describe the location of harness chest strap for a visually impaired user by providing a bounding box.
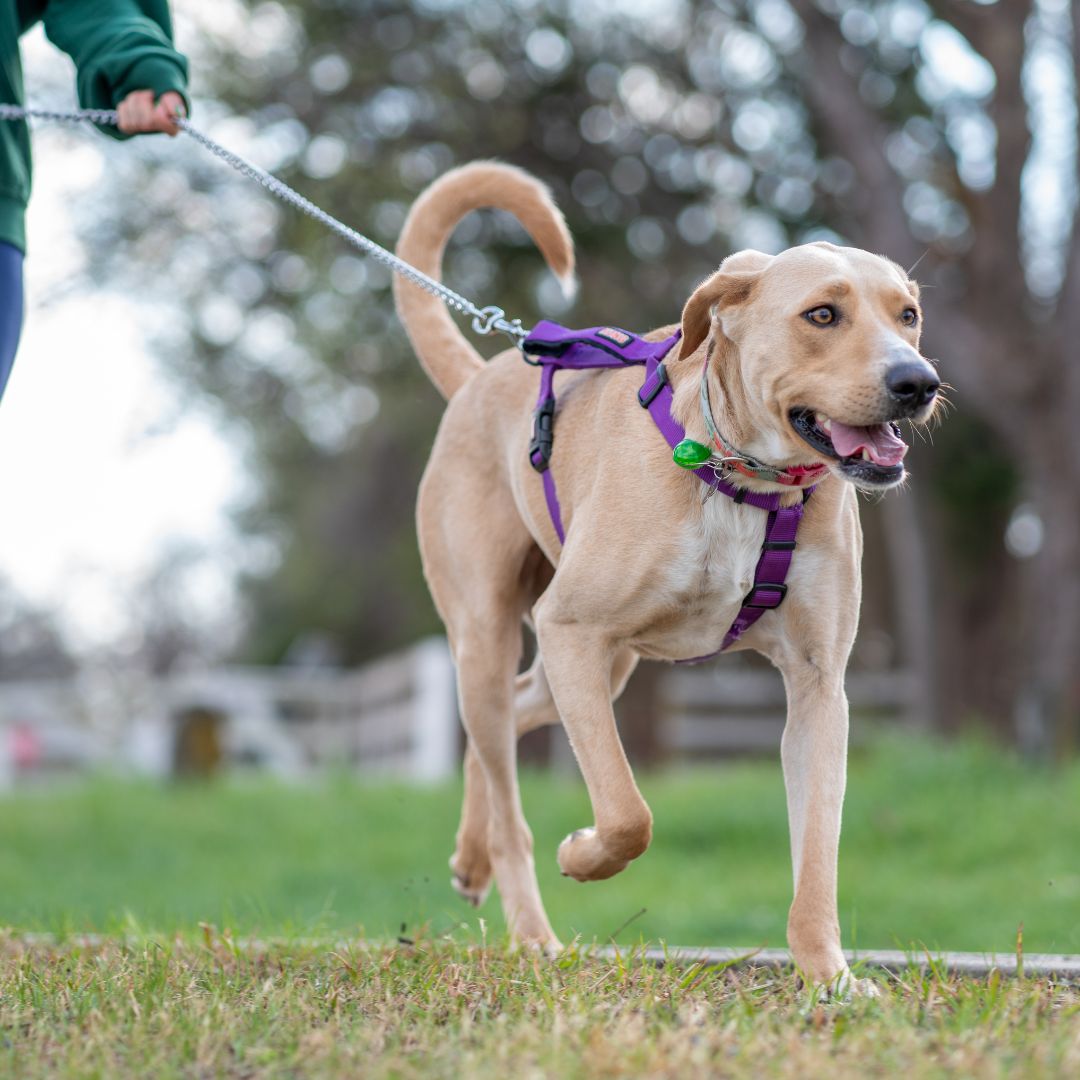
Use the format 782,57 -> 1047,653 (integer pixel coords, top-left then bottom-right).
521,321 -> 814,658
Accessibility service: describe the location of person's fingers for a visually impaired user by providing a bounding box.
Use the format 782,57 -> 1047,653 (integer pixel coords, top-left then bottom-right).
116,89 -> 187,134
117,89 -> 155,134
159,91 -> 186,118
153,91 -> 187,136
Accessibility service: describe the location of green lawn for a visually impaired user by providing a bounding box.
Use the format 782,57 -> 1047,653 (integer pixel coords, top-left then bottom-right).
1,733 -> 1079,955
3,938 -> 1080,1078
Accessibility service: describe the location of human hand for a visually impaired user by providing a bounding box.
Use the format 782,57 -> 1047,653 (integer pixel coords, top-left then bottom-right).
116,90 -> 186,136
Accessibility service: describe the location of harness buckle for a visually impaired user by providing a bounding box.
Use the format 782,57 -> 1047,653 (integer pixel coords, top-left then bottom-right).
742,582 -> 788,609
529,396 -> 556,473
637,362 -> 668,408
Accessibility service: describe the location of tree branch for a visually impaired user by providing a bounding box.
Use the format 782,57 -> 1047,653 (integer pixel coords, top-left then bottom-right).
790,5 -> 1015,425
794,3 -> 918,262
951,1 -> 1033,297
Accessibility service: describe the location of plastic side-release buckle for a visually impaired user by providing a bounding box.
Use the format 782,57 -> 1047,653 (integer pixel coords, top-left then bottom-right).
529,396 -> 556,473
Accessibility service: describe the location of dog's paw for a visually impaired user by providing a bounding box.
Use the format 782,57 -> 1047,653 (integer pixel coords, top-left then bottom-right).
845,975 -> 881,999
511,931 -> 563,957
812,968 -> 880,1003
448,854 -> 492,908
557,826 -> 631,882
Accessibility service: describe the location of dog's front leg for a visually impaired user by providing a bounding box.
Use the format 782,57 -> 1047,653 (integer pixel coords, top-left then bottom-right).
535,607 -> 652,882
777,660 -> 854,989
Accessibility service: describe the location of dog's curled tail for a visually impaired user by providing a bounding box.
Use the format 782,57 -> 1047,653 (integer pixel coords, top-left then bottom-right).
394,162 -> 576,400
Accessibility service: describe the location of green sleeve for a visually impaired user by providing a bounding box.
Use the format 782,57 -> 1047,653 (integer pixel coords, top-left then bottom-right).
40,0 -> 190,139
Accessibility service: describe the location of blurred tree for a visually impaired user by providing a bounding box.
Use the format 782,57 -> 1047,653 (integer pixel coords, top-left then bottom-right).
123,540 -> 241,675
793,0 -> 1077,753
0,575 -> 75,679
69,0 -> 1079,751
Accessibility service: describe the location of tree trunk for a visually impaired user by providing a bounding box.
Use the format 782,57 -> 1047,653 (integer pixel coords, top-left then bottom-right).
932,533 -> 1024,739
1013,459 -> 1080,758
878,486 -> 937,730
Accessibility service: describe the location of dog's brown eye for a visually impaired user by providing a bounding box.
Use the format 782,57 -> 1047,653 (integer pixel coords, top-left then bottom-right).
900,308 -> 919,327
804,305 -> 837,326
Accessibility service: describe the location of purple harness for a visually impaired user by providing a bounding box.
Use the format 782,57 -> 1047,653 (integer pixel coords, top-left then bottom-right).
522,320 -> 814,658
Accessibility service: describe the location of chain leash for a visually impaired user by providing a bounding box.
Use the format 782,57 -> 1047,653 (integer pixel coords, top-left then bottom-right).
0,103 -> 528,344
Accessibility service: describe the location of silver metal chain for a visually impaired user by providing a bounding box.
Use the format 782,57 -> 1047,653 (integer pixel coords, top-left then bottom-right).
0,103 -> 528,343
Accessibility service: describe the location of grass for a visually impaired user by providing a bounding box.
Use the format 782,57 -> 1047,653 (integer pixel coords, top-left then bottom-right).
1,733 -> 1080,954
3,733 -> 1080,1076
3,936 -> 1080,1078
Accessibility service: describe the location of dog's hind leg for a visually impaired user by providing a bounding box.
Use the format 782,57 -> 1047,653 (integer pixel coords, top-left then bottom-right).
512,653 -> 559,734
450,669 -> 542,907
452,646 -> 639,907
450,745 -> 496,907
421,478 -> 558,947
534,604 -> 653,882
451,615 -> 559,947
515,645 -> 639,734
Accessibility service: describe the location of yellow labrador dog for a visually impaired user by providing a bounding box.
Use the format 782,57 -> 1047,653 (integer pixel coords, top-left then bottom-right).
393,162 -> 939,991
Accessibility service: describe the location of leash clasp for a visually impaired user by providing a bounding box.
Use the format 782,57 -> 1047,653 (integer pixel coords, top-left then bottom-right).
472,305 -> 526,343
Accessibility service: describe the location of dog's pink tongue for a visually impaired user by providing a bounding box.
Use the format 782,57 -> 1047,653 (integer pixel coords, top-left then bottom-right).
829,421 -> 908,466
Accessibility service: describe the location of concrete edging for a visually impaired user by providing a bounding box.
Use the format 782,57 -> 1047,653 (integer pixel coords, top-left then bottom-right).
7,933 -> 1078,980
598,945 -> 1080,980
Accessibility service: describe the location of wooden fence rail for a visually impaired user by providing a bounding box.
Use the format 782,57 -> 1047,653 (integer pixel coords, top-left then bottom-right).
0,637 -> 917,783
0,637 -> 459,784
661,664 -> 920,757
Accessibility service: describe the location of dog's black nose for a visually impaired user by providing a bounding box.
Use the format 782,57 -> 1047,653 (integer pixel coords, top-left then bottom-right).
886,361 -> 939,409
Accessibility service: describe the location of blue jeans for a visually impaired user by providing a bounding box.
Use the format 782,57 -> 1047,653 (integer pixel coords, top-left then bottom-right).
0,242 -> 24,402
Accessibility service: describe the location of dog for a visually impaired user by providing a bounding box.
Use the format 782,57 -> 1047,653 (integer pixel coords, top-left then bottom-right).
393,162 -> 939,992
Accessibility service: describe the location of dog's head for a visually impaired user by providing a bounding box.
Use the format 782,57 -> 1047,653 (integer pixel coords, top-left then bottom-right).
678,242 -> 939,490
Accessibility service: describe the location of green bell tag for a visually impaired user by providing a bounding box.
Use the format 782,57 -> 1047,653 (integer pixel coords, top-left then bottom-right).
673,439 -> 713,469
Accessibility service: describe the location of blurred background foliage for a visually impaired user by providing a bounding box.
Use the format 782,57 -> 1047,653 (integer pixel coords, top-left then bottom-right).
63,0 -> 1080,752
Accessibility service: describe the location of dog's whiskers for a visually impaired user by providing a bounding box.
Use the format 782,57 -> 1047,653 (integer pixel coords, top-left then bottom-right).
906,249 -> 930,277
930,390 -> 954,428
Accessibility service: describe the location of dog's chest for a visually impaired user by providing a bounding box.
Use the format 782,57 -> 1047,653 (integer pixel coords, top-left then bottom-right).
633,496 -> 768,660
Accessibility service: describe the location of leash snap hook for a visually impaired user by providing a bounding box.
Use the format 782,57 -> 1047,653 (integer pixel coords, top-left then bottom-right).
473,307 -> 530,347
471,305 -> 508,336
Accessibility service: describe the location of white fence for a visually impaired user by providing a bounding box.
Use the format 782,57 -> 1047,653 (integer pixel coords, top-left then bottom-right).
661,662 -> 920,757
0,637 -> 459,786
156,637 -> 460,780
0,636 -> 917,785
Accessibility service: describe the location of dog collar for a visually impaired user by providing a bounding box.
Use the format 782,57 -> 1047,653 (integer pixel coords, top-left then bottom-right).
686,367 -> 827,488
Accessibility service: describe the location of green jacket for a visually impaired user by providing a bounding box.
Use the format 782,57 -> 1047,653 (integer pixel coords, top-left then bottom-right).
1,0 -> 188,252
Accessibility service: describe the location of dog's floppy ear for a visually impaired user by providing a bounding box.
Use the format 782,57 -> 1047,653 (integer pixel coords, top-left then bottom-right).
677,268 -> 763,361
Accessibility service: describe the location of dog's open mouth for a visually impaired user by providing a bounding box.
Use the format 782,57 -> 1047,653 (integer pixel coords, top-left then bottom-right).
789,408 -> 908,488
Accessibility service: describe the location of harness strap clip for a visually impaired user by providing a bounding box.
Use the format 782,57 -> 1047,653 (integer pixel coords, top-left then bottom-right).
742,582 -> 788,609
529,396 -> 556,473
637,362 -> 668,408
